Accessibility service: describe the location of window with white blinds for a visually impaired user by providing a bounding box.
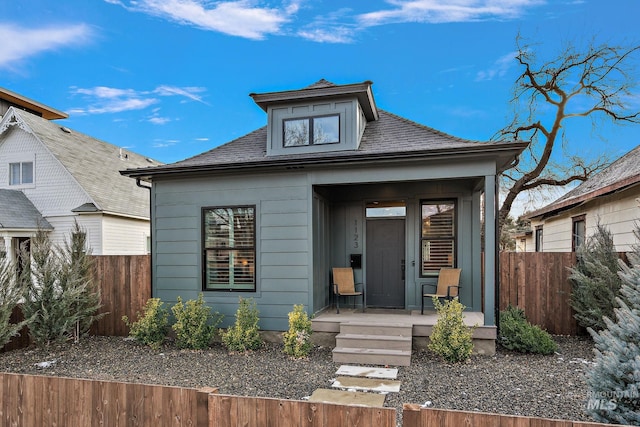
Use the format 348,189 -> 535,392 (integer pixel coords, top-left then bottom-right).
421,201 -> 456,275
203,206 -> 255,291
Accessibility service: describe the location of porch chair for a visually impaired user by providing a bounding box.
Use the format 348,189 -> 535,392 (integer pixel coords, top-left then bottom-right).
332,267 -> 365,314
421,267 -> 461,315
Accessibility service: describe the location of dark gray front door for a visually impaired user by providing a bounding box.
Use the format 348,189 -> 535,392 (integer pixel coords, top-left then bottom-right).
366,218 -> 405,308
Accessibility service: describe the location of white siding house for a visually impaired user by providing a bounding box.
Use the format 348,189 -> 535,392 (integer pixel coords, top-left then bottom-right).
0,103 -> 159,258
524,144 -> 640,252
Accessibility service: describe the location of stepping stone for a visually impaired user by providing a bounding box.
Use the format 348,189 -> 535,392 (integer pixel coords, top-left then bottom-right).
332,376 -> 401,393
309,389 -> 386,408
336,365 -> 398,379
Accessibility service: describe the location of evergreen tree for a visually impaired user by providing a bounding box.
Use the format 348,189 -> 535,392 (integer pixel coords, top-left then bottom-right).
569,223 -> 623,331
21,224 -> 103,346
586,244 -> 640,424
61,222 -> 104,342
0,257 -> 32,349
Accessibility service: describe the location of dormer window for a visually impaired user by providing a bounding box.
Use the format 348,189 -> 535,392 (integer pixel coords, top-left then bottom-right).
283,115 -> 339,147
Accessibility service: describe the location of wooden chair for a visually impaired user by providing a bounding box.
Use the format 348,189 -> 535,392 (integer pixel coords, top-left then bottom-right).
332,267 -> 365,314
421,268 -> 461,314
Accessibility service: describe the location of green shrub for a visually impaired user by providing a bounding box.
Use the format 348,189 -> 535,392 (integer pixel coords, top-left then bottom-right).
62,222 -> 105,342
498,305 -> 557,354
221,297 -> 262,352
428,297 -> 475,363
171,293 -> 223,350
569,223 -> 623,332
283,304 -> 312,358
586,246 -> 640,425
123,298 -> 169,350
21,226 -> 103,347
0,258 -> 31,349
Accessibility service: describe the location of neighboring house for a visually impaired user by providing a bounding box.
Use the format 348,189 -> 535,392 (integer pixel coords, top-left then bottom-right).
122,79 -> 527,330
523,144 -> 640,252
0,93 -> 160,261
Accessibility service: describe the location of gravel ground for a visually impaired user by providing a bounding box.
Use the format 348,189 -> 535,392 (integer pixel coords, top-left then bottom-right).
0,335 -> 596,425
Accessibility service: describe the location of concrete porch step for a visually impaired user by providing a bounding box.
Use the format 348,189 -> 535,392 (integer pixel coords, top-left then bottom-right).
339,321 -> 412,337
335,333 -> 412,351
332,347 -> 412,367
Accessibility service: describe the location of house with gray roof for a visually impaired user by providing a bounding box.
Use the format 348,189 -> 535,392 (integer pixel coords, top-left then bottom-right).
122,79 -> 527,334
0,103 -> 160,262
524,144 -> 640,252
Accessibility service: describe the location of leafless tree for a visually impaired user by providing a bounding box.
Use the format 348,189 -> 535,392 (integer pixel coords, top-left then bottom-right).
496,37 -> 640,224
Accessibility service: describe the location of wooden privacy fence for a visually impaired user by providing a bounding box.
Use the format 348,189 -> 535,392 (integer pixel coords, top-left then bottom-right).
0,373 -> 211,426
0,374 -> 631,427
403,405 -> 628,427
209,394 -> 396,426
499,252 -> 580,336
90,254 -> 151,336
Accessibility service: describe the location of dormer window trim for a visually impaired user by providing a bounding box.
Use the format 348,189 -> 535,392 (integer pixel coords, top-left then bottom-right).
283,114 -> 340,147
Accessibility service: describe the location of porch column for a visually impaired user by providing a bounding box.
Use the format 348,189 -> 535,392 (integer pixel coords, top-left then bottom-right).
3,236 -> 14,265
484,175 -> 496,326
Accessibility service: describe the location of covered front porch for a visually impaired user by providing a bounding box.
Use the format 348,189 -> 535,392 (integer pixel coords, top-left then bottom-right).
311,173 -> 498,328
310,307 -> 497,365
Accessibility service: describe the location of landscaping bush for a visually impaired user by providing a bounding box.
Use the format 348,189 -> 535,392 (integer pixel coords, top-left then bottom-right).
498,305 -> 557,355
569,223 -> 623,332
171,293 -> 223,350
585,239 -> 640,425
221,297 -> 262,352
428,297 -> 475,363
61,222 -> 104,342
0,258 -> 31,349
21,226 -> 103,347
123,298 -> 169,350
283,304 -> 312,358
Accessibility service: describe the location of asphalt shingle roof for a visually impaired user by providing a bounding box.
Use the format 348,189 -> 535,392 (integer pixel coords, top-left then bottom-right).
6,108 -> 160,219
526,144 -> 640,218
163,110 -> 519,170
0,189 -> 52,230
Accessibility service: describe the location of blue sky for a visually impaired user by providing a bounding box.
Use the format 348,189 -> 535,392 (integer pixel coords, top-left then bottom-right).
2,1 -> 639,213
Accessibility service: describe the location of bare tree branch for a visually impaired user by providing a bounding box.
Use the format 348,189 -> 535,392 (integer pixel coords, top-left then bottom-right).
495,37 -> 640,225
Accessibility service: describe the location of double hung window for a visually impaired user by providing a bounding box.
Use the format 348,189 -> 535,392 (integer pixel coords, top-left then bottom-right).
203,206 -> 255,291
420,201 -> 456,276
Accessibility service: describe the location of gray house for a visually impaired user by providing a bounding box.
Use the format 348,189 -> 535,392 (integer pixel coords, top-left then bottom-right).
123,79 -> 526,331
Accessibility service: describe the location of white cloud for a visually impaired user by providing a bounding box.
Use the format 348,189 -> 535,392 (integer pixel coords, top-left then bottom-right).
358,0 -> 544,26
0,23 -> 93,70
475,50 -> 518,81
153,139 -> 179,148
148,116 -> 171,125
297,27 -> 354,43
108,0 -> 298,40
154,85 -> 207,104
69,85 -> 206,115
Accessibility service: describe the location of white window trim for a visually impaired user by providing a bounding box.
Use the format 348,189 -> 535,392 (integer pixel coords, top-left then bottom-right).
6,154 -> 36,189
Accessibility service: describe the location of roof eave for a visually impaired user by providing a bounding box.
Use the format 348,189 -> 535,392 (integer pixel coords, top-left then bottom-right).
250,81 -> 379,121
0,87 -> 68,120
122,142 -> 529,181
524,174 -> 640,220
